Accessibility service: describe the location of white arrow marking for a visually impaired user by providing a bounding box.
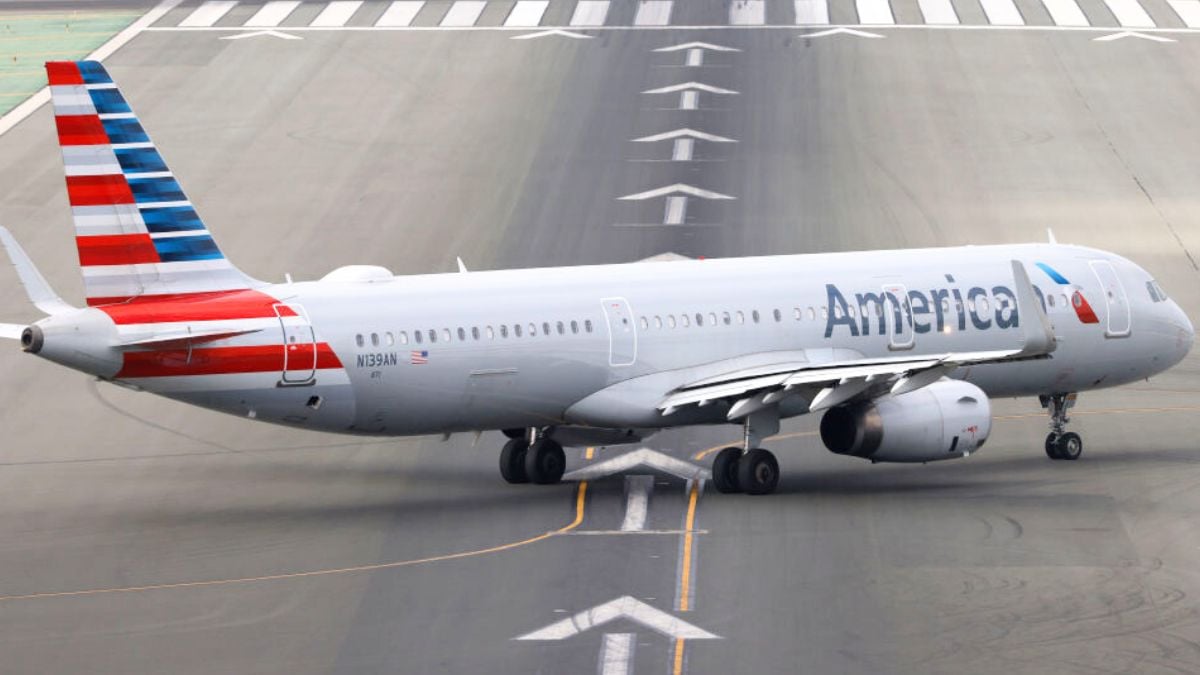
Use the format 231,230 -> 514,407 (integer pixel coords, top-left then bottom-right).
618,184 -> 735,201
220,29 -> 302,40
642,81 -> 739,95
511,28 -> 593,39
653,41 -> 741,52
632,128 -> 737,143
1093,30 -> 1175,42
800,27 -> 885,38
564,447 -> 712,481
516,595 -> 720,640
600,633 -> 635,675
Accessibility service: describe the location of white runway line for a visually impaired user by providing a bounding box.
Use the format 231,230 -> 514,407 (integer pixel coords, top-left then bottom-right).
376,0 -> 425,25
856,0 -> 895,23
794,0 -> 830,24
634,0 -> 673,25
729,0 -> 765,24
179,0 -> 237,27
600,633 -> 635,675
1103,0 -> 1155,26
672,138 -> 694,160
244,1 -> 301,26
1168,0 -> 1200,25
979,0 -> 1025,25
311,1 -> 365,26
505,0 -> 550,26
664,196 -> 687,224
918,0 -> 959,23
570,0 -> 611,24
1040,0 -> 1089,25
440,0 -> 487,26
620,476 -> 654,531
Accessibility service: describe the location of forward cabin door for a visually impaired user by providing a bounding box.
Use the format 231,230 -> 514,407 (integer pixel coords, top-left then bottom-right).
600,297 -> 637,366
274,303 -> 317,385
882,284 -> 915,350
1089,260 -> 1131,338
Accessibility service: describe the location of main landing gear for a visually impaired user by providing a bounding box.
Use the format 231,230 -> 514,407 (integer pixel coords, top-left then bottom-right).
712,410 -> 781,495
1042,393 -> 1083,461
499,428 -> 565,485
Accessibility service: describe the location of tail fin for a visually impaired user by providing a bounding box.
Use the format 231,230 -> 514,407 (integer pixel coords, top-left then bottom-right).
46,61 -> 259,306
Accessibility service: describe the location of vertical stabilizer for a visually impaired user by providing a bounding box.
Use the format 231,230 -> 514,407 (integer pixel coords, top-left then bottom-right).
46,61 -> 259,306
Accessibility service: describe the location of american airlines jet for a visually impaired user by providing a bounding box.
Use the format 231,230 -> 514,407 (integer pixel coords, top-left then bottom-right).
1,61 -> 1193,495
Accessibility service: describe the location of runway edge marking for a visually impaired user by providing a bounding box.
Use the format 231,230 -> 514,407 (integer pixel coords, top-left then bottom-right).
0,0 -> 183,138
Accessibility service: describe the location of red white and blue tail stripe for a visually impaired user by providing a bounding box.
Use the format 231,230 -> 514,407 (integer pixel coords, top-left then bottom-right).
47,61 -> 259,306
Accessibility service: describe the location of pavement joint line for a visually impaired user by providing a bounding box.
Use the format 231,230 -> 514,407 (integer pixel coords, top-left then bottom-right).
0,481 -> 589,603
140,24 -> 1200,34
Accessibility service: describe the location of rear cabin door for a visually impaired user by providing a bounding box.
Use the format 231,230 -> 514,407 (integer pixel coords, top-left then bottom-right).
882,284 -> 915,350
274,303 -> 317,384
1089,260 -> 1131,338
600,297 -> 637,367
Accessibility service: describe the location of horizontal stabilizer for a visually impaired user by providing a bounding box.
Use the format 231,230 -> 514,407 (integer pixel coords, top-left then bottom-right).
0,323 -> 25,339
116,327 -> 263,350
0,227 -> 74,316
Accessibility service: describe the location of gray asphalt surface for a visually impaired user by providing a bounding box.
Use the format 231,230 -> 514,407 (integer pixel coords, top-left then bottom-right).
1,12 -> 1200,675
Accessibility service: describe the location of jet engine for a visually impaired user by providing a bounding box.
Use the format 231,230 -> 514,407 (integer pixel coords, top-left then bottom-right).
819,380 -> 991,463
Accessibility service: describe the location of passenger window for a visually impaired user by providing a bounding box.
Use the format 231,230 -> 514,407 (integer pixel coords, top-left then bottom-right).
977,297 -> 989,313
821,307 -> 828,319
752,310 -> 760,323
682,314 -> 691,328
773,309 -> 782,322
737,311 -> 745,324
415,331 -> 423,344
442,329 -> 450,342
399,331 -> 409,345
722,311 -> 731,325
640,317 -> 649,330
486,326 -> 494,339
834,306 -> 843,319
846,307 -> 855,320
709,312 -> 717,326
570,320 -> 578,334
472,327 -> 480,340
429,330 -> 438,343
587,320 -> 595,333
355,334 -> 364,347
515,324 -> 522,337
1062,294 -> 1070,307
501,325 -> 509,338
557,321 -> 565,335
668,315 -> 677,329
457,327 -> 466,341
793,307 -> 801,320
385,332 -> 394,346
543,322 -> 550,335
371,333 -> 379,347
695,313 -> 704,327
1048,294 -> 1056,308
807,307 -> 816,320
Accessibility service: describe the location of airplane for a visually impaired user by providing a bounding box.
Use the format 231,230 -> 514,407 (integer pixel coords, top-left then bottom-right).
0,60 -> 1193,495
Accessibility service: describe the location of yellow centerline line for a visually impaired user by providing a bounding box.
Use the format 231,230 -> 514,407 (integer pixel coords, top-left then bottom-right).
673,479 -> 702,675
0,481 -> 589,603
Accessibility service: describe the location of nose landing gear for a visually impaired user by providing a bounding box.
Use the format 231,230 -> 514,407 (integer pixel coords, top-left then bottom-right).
1042,393 -> 1083,460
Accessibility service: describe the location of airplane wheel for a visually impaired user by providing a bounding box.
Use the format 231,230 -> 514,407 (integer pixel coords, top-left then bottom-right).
500,438 -> 530,483
1044,433 -> 1063,460
712,447 -> 743,494
1057,432 -> 1083,461
525,439 -> 566,484
737,448 -> 779,496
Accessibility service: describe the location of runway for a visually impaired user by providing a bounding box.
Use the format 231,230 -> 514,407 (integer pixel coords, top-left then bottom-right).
1,5 -> 1200,673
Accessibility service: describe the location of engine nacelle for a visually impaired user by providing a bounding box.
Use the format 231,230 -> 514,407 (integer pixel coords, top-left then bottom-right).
820,380 -> 991,463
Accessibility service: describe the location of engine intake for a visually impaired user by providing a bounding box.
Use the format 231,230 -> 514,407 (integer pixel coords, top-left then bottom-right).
820,379 -> 991,463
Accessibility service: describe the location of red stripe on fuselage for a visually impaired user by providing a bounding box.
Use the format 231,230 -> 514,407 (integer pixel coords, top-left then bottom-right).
116,343 -> 343,378
55,115 -> 108,146
46,62 -> 84,86
77,233 -> 160,266
66,174 -> 134,206
92,290 -> 296,323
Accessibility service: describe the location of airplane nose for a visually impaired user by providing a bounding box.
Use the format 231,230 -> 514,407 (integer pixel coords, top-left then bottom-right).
1172,301 -> 1194,356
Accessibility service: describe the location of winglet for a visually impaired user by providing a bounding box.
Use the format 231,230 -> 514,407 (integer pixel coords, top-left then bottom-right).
1011,260 -> 1056,356
456,257 -> 469,274
0,227 -> 74,316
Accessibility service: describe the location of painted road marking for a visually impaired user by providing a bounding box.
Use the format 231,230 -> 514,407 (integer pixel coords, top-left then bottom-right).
600,633 -> 635,675
510,27 -> 592,37
918,0 -> 959,24
1103,0 -> 1156,26
505,0 -> 550,26
653,40 -> 741,51
244,0 -> 301,26
564,447 -> 711,481
1041,0 -> 1090,26
1169,0 -> 1200,26
621,476 -> 654,531
440,0 -> 487,26
664,195 -> 688,224
634,0 -> 674,25
632,128 -> 738,143
856,0 -> 895,24
311,0 -> 365,27
221,29 -> 301,39
672,138 -> 694,160
794,0 -> 831,23
672,479 -> 703,675
729,0 -> 766,24
376,1 -> 424,26
516,595 -> 718,640
1093,29 -> 1174,38
618,183 -> 736,201
570,0 -> 611,25
979,0 -> 1025,25
180,0 -> 237,27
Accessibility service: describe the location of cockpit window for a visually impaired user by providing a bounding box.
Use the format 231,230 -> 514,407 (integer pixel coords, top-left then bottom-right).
1147,280 -> 1168,302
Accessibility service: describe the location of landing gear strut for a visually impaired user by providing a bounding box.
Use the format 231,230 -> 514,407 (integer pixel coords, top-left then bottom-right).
1042,393 -> 1083,461
712,409 -> 781,495
498,428 -> 565,484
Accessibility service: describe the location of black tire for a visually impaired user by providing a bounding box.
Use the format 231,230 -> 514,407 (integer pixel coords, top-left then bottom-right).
712,447 -> 742,494
1058,432 -> 1083,460
502,428 -> 526,440
499,438 -> 530,483
525,439 -> 566,484
737,448 -> 780,496
1045,433 -> 1063,460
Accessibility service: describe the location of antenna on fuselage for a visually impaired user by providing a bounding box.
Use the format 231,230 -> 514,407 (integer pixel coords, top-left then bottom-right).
1047,228 -> 1058,244
456,257 -> 469,274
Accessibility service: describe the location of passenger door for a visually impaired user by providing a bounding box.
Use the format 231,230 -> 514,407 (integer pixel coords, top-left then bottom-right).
882,284 -> 915,350
274,303 -> 317,385
1089,260 -> 1131,338
600,297 -> 637,366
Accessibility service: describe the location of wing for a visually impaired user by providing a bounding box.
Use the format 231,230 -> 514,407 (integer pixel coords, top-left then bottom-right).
658,260 -> 1056,420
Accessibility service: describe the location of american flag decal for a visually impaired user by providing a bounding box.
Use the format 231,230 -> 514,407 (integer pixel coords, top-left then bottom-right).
410,350 -> 429,365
